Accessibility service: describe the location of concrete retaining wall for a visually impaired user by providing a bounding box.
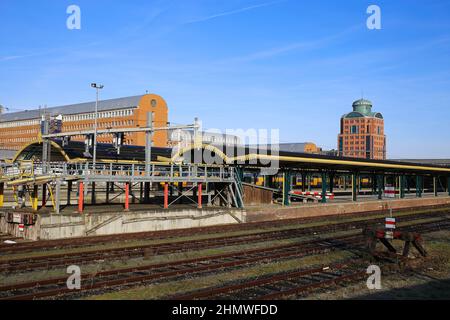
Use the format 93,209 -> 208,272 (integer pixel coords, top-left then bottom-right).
246,197 -> 450,222
0,208 -> 245,240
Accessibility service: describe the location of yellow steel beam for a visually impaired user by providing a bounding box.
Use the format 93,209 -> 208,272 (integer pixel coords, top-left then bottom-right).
0,182 -> 4,207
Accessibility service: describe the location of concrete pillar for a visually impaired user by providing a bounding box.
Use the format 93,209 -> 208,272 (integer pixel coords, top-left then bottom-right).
198,182 -> 203,209
352,173 -> 358,202
343,176 -> 347,191
321,172 -> 328,204
78,182 -> 84,213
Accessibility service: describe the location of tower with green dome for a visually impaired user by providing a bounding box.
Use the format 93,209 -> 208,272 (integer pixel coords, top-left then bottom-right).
338,99 -> 386,160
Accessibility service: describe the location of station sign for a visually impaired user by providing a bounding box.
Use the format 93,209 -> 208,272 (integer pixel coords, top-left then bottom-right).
13,213 -> 21,224
385,217 -> 396,229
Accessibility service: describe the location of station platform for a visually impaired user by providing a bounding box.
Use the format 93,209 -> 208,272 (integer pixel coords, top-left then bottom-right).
0,205 -> 244,240
246,194 -> 450,222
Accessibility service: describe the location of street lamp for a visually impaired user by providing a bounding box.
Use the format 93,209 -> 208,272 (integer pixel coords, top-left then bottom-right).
91,83 -> 104,171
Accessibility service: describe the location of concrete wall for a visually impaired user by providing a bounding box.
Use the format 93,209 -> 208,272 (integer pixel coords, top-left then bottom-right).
246,197 -> 450,222
1,208 -> 245,240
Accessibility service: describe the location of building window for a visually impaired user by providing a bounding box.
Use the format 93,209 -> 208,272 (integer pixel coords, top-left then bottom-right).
351,125 -> 358,134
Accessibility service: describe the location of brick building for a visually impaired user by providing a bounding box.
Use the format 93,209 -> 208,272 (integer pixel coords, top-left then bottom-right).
338,99 -> 386,160
0,94 -> 168,150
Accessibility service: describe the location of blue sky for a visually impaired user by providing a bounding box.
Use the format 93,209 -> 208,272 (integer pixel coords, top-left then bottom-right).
1,0 -> 450,158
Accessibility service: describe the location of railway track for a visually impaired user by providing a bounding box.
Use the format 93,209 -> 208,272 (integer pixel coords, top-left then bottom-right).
167,260 -> 368,300
0,219 -> 448,300
164,220 -> 450,300
1,212 -> 448,273
1,205 -> 449,255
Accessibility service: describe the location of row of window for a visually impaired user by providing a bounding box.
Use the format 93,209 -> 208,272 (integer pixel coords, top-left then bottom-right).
347,125 -> 382,135
0,137 -> 31,143
64,120 -> 135,131
0,119 -> 40,129
0,108 -> 136,129
63,109 -> 135,122
0,129 -> 39,136
343,148 -> 385,153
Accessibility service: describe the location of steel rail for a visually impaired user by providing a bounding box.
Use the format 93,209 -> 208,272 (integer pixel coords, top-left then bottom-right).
2,214 -> 446,272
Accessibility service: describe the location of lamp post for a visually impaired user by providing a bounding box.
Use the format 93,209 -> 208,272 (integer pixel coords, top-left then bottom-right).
90,83 -> 104,171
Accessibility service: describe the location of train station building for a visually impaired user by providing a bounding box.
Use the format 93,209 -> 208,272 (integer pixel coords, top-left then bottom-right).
0,94 -> 169,150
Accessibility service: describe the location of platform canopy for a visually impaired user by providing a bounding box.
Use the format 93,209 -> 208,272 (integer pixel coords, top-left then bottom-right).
173,144 -> 450,175
13,140 -> 172,163
10,141 -> 450,175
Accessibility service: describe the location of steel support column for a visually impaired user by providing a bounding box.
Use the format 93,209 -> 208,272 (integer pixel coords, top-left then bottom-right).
32,185 -> 38,211
416,176 -> 423,198
352,173 -> 358,202
55,180 -> 61,214
321,172 -> 328,204
283,171 -> 292,206
400,175 -> 406,199
434,176 -> 438,197
124,182 -> 130,211
301,172 -> 306,192
78,182 -> 84,213
42,184 -> 47,208
106,182 -> 110,203
145,112 -> 153,176
91,182 -> 96,205
144,182 -> 150,204
447,176 -> 450,196
198,182 -> 203,209
377,174 -> 384,200
329,172 -> 335,194
164,183 -> 169,209
371,174 -> 377,195
67,181 -> 72,206
0,183 -> 4,208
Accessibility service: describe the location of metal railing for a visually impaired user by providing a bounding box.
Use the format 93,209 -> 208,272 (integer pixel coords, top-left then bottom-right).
0,161 -> 235,183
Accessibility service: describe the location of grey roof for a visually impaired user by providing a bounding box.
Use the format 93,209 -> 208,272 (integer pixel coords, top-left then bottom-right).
248,143 -> 317,153
0,149 -> 17,161
390,159 -> 450,167
0,95 -> 143,122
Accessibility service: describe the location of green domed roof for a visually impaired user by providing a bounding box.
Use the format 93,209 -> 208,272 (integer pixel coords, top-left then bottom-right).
352,99 -> 372,108
341,99 -> 383,119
